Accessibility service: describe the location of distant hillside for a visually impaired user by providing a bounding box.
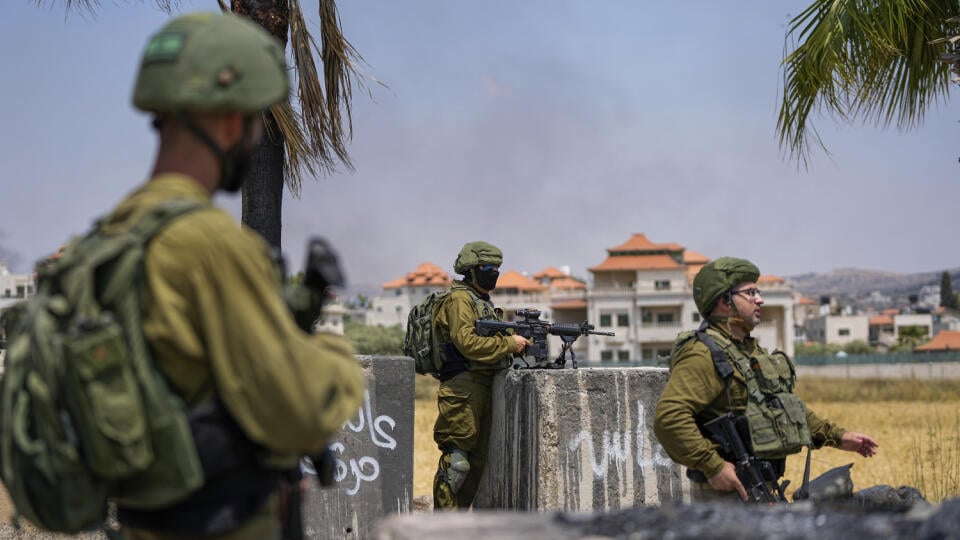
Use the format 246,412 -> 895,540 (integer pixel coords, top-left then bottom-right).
786,267 -> 960,298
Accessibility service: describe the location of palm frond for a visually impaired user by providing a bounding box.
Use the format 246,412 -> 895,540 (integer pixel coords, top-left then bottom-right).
272,0 -> 370,194
37,0 -> 180,14
777,0 -> 957,167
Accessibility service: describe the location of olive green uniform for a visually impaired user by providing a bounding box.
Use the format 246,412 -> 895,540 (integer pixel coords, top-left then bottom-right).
654,323 -> 845,501
106,174 -> 365,538
432,281 -> 513,509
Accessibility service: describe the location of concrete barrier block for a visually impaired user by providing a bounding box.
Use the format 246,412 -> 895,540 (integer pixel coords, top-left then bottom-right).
303,355 -> 415,539
474,367 -> 688,511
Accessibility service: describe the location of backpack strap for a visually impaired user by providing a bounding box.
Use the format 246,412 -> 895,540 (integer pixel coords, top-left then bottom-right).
694,319 -> 733,380
695,321 -> 770,410
128,199 -> 208,241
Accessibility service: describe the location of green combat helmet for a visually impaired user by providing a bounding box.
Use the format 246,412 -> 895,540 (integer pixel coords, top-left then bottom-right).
454,241 -> 503,275
132,12 -> 289,113
692,256 -> 760,316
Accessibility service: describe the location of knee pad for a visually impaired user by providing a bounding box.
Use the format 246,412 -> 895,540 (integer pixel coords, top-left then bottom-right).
444,449 -> 470,494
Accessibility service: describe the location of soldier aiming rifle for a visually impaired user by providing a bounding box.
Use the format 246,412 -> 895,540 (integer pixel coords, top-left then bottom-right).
475,308 -> 614,369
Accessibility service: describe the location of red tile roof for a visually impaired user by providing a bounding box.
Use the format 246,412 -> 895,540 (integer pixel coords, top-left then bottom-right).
591,233 -> 711,273
797,296 -> 817,306
869,315 -> 894,326
383,262 -> 451,289
608,233 -> 683,254
590,254 -> 683,272
496,270 -> 545,291
758,275 -> 785,285
533,267 -> 567,279
683,250 -> 709,264
550,276 -> 586,290
915,330 -> 960,352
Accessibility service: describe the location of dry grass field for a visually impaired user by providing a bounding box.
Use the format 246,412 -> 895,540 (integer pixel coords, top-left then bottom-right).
413,376 -> 960,504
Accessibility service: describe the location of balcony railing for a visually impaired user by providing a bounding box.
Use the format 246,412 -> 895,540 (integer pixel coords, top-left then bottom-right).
589,287 -> 637,298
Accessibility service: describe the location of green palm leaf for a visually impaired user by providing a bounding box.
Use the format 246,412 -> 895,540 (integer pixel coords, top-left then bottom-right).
778,0 -> 959,167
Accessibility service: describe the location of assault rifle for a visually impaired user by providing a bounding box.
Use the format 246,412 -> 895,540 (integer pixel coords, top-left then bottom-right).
702,412 -> 787,504
475,308 -> 614,369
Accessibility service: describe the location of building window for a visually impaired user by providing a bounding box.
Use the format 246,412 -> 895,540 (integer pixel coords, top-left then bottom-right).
16,286 -> 25,298
692,312 -> 701,323
395,289 -> 402,296
617,350 -> 630,362
641,349 -> 654,360
655,280 -> 670,291
600,350 -> 614,361
616,314 -> 629,327
838,328 -> 850,337
600,314 -> 612,327
656,313 -> 674,324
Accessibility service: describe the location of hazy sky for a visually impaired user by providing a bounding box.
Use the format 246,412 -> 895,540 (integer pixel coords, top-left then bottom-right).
2,1 -> 958,291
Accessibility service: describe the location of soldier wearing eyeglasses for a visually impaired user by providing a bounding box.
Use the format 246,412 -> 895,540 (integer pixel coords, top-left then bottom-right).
653,257 -> 878,502
431,241 -> 531,510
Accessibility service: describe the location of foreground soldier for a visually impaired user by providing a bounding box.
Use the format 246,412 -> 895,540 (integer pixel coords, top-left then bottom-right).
653,257 -> 877,502
111,13 -> 364,539
433,241 -> 530,509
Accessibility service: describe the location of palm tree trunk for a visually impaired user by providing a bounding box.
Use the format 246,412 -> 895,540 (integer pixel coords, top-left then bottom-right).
233,0 -> 290,250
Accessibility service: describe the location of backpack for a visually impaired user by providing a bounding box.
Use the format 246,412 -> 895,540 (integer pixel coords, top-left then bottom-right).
402,290 -> 451,377
402,287 -> 489,377
0,200 -> 207,533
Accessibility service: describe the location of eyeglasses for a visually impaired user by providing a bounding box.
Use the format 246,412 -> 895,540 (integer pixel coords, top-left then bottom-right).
478,264 -> 499,272
731,288 -> 762,299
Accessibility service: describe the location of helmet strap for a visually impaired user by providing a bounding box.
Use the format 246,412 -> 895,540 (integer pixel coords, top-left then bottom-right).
179,113 -> 255,193
721,291 -> 752,337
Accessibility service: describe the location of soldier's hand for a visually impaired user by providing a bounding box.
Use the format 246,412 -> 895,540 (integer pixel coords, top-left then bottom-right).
840,432 -> 879,457
708,461 -> 747,501
511,335 -> 531,353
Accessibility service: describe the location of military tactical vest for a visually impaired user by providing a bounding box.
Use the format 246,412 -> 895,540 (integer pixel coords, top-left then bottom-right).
674,321 -> 812,460
404,283 -> 492,377
438,283 -> 511,378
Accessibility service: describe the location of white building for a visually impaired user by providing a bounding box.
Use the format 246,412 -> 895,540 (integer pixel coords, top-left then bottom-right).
587,234 -> 796,363
0,263 -> 34,313
367,262 -> 452,327
1,262 -> 35,367
804,315 -> 870,346
894,313 -> 933,340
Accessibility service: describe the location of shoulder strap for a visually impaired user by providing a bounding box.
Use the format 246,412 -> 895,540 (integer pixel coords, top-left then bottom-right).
448,284 -> 491,319
693,320 -> 769,411
98,199 -> 209,306
129,199 -> 208,240
694,320 -> 734,379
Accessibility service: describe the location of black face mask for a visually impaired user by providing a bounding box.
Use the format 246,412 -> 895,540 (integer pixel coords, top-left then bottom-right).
475,268 -> 500,291
220,117 -> 260,193
219,144 -> 255,193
